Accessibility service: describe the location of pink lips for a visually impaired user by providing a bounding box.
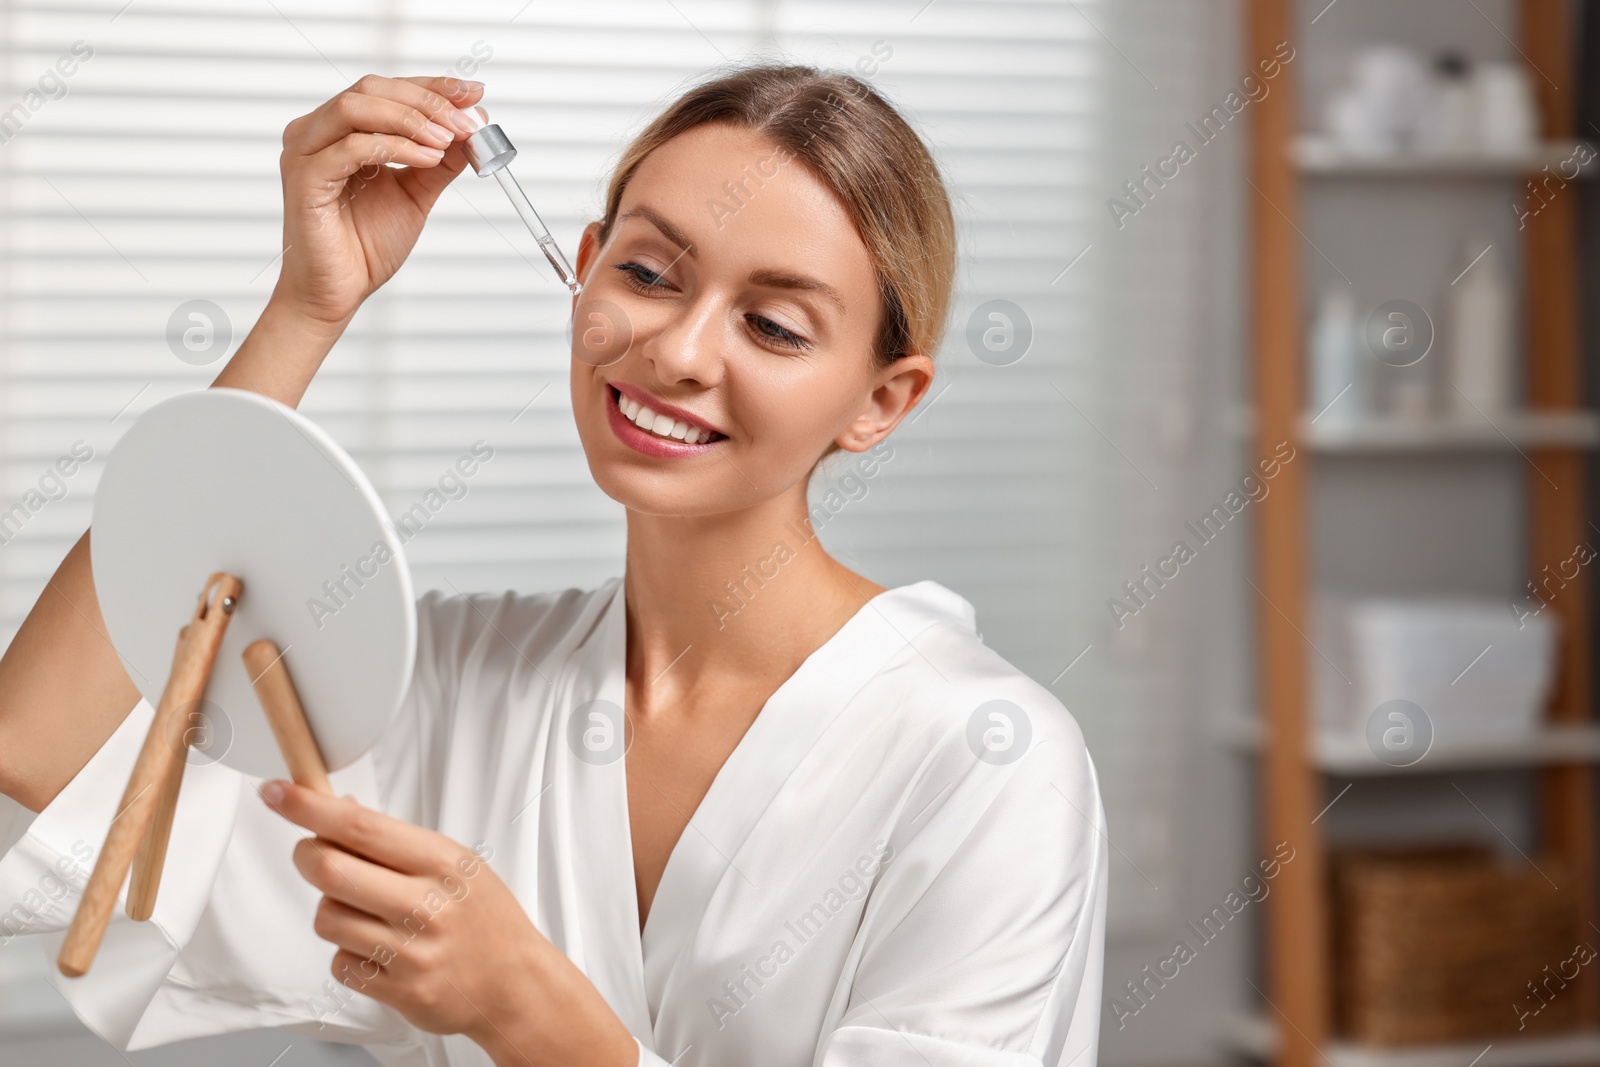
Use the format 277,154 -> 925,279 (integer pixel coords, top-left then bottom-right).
604,385 -> 724,458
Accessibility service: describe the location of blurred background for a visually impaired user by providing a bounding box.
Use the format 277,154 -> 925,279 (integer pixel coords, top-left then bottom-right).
0,0 -> 1595,1064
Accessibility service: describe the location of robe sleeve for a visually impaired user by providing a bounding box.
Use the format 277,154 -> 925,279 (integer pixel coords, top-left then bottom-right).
0,588 -> 492,1057
817,704 -> 1108,1067
0,695 -> 419,1054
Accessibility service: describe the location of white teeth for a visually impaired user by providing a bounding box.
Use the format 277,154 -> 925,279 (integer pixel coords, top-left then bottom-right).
616,388 -> 714,444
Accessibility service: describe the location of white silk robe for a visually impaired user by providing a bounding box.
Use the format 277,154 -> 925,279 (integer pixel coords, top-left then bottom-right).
1,578 -> 1107,1066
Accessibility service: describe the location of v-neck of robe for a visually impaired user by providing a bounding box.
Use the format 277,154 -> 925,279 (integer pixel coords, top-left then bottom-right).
563,575 -> 960,1034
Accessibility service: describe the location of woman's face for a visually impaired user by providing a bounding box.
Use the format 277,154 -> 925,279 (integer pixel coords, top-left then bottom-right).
568,122 -> 931,518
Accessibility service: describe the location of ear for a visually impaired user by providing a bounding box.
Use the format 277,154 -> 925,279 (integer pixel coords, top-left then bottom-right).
573,221 -> 604,310
834,354 -> 935,453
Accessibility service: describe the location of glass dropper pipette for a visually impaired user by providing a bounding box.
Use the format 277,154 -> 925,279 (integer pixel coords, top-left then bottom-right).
457,106 -> 582,295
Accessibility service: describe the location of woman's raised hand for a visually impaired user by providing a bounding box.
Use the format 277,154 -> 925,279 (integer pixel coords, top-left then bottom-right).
273,75 -> 485,328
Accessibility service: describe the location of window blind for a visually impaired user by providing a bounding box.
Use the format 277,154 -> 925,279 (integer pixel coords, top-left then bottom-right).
0,0 -> 1214,961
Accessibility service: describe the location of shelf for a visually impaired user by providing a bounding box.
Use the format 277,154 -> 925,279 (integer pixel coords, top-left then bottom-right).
1222,1012 -> 1600,1067
1294,136 -> 1596,177
1299,411 -> 1600,453
1218,716 -> 1600,775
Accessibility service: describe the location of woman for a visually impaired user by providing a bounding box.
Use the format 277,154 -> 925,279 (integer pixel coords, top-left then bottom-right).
0,67 -> 1106,1066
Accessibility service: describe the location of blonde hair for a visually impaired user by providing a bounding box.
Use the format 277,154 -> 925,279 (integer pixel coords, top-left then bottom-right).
599,65 -> 957,367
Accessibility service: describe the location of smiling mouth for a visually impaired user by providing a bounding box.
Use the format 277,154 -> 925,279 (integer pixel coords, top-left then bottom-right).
610,385 -> 726,445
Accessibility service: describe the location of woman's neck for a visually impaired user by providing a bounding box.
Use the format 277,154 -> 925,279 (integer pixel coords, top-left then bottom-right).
620,482 -> 885,714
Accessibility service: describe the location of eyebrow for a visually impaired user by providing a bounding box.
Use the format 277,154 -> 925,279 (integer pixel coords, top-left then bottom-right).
618,204 -> 847,314
748,269 -> 846,313
617,207 -> 697,258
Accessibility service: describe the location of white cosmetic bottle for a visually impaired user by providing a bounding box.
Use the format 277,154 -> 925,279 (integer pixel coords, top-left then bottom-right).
1448,238 -> 1514,415
1309,289 -> 1363,421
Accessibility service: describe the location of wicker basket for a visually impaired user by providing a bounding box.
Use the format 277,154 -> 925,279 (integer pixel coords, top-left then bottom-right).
1332,845 -> 1587,1045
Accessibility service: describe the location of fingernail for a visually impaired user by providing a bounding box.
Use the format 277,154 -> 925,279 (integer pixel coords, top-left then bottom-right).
424,120 -> 454,145
445,108 -> 480,135
458,79 -> 484,91
260,780 -> 286,805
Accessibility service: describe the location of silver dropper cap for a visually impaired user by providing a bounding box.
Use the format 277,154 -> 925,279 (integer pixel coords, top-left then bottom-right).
463,122 -> 517,175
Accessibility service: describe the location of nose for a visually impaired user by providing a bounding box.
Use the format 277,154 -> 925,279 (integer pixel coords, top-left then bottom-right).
640,292 -> 726,388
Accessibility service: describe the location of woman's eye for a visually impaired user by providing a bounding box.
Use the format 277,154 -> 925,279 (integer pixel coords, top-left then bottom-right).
613,262 -> 672,291
609,262 -> 808,351
747,314 -> 809,351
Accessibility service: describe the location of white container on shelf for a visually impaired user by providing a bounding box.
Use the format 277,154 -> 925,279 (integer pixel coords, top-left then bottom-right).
1448,236 -> 1515,415
1308,289 -> 1364,420
1323,45 -> 1436,153
1473,61 -> 1539,153
1314,593 -> 1558,742
1417,52 -> 1477,152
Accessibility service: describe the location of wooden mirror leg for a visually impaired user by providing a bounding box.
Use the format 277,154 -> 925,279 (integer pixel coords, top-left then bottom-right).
57,573 -> 242,979
126,732 -> 188,922
244,640 -> 333,796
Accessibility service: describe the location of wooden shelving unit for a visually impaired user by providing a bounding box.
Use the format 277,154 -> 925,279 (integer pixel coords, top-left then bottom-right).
1239,2 -> 1597,1065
